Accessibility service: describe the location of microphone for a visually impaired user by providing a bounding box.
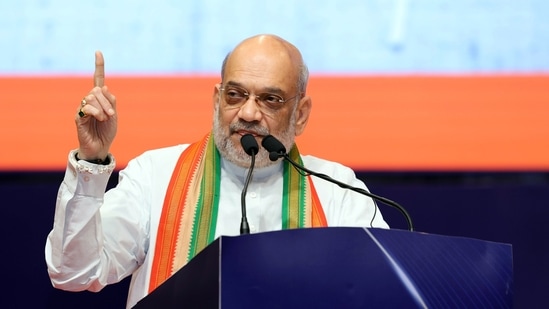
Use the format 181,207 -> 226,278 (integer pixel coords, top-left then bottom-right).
239,134 -> 259,235
261,135 -> 414,231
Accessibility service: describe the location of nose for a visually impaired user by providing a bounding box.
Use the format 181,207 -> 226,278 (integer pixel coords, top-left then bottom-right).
237,96 -> 263,122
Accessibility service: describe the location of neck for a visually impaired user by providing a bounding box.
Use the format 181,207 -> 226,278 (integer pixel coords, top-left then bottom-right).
221,156 -> 283,182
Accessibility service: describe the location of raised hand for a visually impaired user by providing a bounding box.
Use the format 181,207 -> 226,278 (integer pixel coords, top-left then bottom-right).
75,51 -> 117,161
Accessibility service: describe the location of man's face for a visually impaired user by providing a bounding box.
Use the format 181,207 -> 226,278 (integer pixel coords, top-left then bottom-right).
212,43 -> 309,168
212,82 -> 298,168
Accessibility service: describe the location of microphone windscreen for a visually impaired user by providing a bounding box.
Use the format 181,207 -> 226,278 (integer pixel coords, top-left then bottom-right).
240,134 -> 259,156
261,135 -> 286,154
269,151 -> 281,161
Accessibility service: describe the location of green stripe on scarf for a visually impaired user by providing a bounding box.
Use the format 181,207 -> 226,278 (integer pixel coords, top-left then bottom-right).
282,145 -> 306,229
188,137 -> 221,260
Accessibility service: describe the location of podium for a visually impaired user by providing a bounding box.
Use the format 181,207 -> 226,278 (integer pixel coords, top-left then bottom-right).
134,227 -> 513,308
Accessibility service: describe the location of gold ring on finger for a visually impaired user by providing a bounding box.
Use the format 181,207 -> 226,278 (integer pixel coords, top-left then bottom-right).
78,107 -> 87,118
81,98 -> 87,107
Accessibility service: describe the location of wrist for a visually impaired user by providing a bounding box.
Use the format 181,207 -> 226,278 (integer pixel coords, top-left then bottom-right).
75,152 -> 111,165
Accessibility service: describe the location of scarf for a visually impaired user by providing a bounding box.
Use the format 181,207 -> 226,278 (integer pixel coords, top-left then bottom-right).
148,133 -> 327,291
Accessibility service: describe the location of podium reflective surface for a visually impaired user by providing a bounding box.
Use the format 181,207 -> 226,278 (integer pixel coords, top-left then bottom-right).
135,227 -> 513,308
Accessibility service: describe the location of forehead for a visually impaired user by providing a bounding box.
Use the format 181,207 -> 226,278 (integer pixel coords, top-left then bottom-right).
224,44 -> 299,92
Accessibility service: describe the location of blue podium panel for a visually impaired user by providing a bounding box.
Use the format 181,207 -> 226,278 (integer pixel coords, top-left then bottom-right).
220,228 -> 418,308
134,227 -> 513,309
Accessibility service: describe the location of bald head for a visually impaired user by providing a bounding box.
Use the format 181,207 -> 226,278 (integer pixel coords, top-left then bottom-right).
221,34 -> 309,93
213,34 -> 313,168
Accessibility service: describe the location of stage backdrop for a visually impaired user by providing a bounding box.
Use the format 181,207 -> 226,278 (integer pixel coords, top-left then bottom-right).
1,1 -> 549,308
1,75 -> 548,171
1,0 -> 548,171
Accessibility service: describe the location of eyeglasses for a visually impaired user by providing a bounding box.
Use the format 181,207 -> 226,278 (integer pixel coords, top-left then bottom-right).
220,84 -> 301,112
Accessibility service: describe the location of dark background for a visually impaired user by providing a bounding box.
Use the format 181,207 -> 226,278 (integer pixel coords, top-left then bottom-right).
2,170 -> 548,308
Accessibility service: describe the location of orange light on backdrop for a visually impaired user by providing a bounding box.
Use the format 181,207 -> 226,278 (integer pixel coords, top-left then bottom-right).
1,75 -> 548,171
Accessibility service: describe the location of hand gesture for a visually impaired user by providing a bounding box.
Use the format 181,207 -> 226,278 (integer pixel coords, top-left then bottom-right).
75,51 -> 117,161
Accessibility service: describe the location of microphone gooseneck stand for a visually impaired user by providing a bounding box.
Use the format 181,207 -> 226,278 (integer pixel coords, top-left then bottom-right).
261,135 -> 414,232
239,134 -> 259,235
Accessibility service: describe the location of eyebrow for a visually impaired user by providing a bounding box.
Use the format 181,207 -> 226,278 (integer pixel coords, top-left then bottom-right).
225,80 -> 285,95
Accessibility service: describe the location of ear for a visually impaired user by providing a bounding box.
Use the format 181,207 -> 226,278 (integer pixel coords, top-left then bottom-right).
213,84 -> 221,110
294,95 -> 312,136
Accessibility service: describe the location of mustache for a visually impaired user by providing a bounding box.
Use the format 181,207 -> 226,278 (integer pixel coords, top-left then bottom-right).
229,121 -> 269,136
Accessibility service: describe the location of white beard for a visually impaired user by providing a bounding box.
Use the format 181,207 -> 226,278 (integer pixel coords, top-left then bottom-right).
212,106 -> 297,168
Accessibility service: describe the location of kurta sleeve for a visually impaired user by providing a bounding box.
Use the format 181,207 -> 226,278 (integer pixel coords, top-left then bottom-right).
45,150 -> 148,292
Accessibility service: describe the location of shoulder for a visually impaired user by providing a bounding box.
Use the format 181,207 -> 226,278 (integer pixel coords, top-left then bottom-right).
138,144 -> 189,160
301,155 -> 358,179
122,144 -> 191,172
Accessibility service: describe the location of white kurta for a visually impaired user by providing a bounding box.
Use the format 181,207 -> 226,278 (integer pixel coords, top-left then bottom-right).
45,144 -> 389,308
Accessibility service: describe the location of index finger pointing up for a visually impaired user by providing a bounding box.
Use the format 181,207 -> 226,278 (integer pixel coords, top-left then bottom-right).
94,51 -> 105,87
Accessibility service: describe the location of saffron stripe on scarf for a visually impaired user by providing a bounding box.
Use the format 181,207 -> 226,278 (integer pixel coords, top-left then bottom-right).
148,137 -> 206,291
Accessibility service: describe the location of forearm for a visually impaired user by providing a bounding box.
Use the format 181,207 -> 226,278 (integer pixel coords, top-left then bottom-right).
45,151 -> 114,291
